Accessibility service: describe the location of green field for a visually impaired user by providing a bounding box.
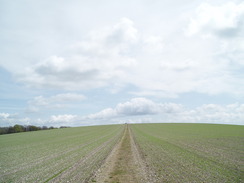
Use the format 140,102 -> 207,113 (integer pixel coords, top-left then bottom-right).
131,123 -> 244,182
0,123 -> 243,183
0,125 -> 124,182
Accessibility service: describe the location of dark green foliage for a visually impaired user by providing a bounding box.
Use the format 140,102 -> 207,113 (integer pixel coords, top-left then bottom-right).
0,127 -> 8,135
0,124 -> 58,135
14,124 -> 24,133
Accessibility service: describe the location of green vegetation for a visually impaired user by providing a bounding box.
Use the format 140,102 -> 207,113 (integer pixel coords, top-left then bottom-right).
1,123 -> 243,182
0,125 -> 124,182
131,123 -> 244,182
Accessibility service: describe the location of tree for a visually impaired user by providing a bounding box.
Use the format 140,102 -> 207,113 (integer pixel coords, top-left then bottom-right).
28,125 -> 40,131
8,126 -> 15,133
0,127 -> 8,135
42,126 -> 48,130
13,124 -> 24,133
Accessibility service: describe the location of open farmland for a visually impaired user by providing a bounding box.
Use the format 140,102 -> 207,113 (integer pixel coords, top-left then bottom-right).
0,125 -> 124,183
0,123 -> 244,183
131,123 -> 244,182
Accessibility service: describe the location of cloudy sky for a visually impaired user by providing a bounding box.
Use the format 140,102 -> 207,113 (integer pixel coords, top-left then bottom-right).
0,0 -> 244,127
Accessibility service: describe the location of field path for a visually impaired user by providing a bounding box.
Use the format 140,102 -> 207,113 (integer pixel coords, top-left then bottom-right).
93,124 -> 151,183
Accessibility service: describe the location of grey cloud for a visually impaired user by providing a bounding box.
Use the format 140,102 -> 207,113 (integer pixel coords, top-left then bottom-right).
87,98 -> 183,120
2,102 -> 244,127
85,99 -> 244,125
215,27 -> 242,38
19,56 -> 107,90
17,18 -> 138,91
11,14 -> 244,97
116,98 -> 158,116
36,65 -> 99,82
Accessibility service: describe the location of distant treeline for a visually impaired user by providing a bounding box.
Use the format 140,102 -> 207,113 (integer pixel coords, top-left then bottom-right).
0,124 -> 70,135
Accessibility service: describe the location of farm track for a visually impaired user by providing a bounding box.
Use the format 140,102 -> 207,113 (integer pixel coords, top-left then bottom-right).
93,124 -> 153,183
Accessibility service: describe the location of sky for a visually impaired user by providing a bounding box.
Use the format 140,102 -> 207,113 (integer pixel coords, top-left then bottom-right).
0,0 -> 244,127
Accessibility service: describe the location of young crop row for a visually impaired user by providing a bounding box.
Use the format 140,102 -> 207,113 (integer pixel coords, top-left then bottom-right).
0,125 -> 124,183
131,123 -> 244,183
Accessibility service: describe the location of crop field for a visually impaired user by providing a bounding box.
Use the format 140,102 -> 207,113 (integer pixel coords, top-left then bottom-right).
0,123 -> 243,183
131,123 -> 244,182
0,125 -> 124,183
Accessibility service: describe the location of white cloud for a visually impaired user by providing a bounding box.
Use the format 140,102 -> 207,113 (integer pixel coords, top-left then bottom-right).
1,1 -> 244,128
116,98 -> 182,115
104,17 -> 138,45
50,114 -> 77,123
183,2 -> 244,96
0,113 -> 79,127
87,108 -> 117,120
0,113 -> 11,119
17,18 -> 138,91
161,102 -> 244,125
186,2 -> 244,71
11,14 -> 244,98
187,2 -> 244,37
27,93 -> 85,112
116,98 -> 159,115
19,55 -> 107,90
192,103 -> 244,124
1,101 -> 244,127
0,113 -> 30,126
86,98 -> 183,120
84,98 -> 244,125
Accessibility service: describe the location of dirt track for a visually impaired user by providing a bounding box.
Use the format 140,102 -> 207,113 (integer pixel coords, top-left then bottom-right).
92,124 -> 151,183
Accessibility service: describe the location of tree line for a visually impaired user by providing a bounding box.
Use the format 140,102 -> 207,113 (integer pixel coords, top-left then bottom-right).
0,124 -> 70,135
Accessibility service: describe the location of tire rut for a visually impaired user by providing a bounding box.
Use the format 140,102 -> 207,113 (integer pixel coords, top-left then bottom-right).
93,124 -> 149,183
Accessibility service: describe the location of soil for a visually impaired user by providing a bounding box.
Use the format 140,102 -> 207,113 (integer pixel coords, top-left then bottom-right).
92,124 -> 152,183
